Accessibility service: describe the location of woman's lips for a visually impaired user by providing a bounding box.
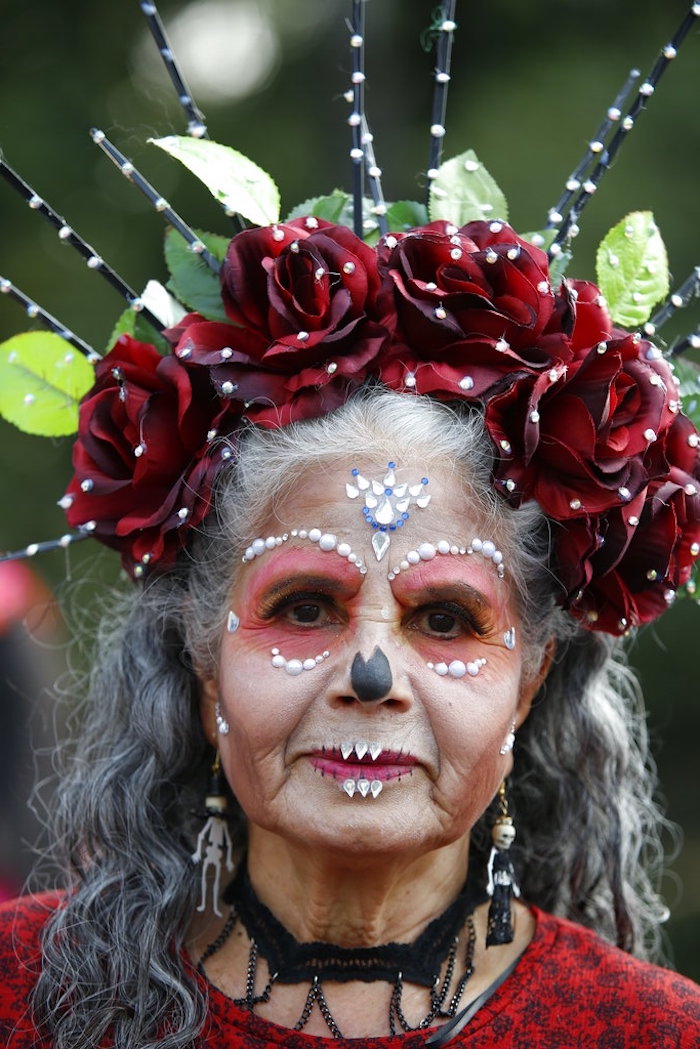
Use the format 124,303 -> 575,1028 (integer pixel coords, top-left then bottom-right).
309,745 -> 418,783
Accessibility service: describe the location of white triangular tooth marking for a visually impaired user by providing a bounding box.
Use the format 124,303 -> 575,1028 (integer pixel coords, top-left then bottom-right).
393,483 -> 407,497
395,498 -> 410,512
368,742 -> 382,760
416,494 -> 431,508
357,778 -> 370,797
370,779 -> 383,798
365,493 -> 378,509
340,741 -> 354,760
354,741 -> 368,760
371,480 -> 384,495
357,475 -> 369,490
408,484 -> 422,497
343,779 -> 356,797
345,483 -> 359,499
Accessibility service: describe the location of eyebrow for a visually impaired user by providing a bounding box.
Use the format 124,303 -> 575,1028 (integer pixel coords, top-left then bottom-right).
255,573 -> 355,599
400,580 -> 493,614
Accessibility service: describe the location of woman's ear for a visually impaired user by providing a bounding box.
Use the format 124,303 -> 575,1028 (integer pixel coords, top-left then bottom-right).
515,637 -> 555,728
198,675 -> 219,746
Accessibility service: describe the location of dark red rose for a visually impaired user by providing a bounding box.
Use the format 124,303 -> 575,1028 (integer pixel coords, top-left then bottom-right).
209,219 -> 389,425
63,334 -> 241,574
553,414 -> 700,632
376,220 -> 573,401
485,332 -> 677,518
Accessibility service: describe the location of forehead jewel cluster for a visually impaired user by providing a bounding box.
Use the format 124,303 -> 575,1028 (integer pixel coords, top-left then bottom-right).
1,2 -> 700,639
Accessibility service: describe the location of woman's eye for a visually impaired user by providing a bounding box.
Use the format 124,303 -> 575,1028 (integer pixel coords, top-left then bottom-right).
290,602 -> 323,624
409,602 -> 486,640
427,611 -> 458,635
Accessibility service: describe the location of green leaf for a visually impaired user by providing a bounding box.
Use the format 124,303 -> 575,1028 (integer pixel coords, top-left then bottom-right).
672,356 -> 700,433
285,191 -> 353,225
595,211 -> 669,328
385,200 -> 429,232
150,135 -> 280,226
105,281 -> 186,354
284,191 -> 387,243
0,331 -> 94,436
428,150 -> 509,226
164,228 -> 230,323
521,228 -> 557,251
106,308 -> 171,356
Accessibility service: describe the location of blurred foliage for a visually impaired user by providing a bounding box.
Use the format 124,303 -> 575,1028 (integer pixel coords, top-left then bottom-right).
0,0 -> 698,977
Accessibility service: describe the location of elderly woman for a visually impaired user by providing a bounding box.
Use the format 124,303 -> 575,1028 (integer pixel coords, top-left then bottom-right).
3,0 -> 700,1042
2,310 -> 700,1049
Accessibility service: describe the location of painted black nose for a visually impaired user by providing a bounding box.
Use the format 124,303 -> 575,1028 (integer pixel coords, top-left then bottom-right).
350,647 -> 393,702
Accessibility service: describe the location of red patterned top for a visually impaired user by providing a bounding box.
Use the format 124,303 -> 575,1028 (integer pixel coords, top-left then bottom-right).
1,892 -> 699,1048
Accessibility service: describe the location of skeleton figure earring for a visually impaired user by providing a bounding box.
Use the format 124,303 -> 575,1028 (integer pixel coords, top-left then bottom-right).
486,781 -> 520,946
191,752 -> 235,917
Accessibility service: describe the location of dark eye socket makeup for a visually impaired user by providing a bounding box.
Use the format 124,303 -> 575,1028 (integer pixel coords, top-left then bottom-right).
256,576 -> 353,626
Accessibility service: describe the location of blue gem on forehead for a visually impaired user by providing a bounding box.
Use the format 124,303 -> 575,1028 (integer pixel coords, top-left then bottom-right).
345,461 -> 432,561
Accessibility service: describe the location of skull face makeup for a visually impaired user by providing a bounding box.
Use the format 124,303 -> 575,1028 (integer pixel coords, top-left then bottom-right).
200,456 -> 540,856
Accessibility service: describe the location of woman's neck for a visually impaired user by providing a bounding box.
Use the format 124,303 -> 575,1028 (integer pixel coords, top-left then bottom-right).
246,826 -> 472,947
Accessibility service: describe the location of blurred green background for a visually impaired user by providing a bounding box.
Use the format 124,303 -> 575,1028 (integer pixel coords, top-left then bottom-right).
0,0 -> 698,975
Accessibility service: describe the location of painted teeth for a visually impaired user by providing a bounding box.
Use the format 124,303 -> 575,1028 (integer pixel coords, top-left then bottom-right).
341,778 -> 383,799
341,742 -> 354,760
354,741 -> 369,760
368,742 -> 382,760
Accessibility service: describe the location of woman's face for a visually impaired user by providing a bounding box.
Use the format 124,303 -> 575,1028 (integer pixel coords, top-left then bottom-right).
201,456 -> 546,859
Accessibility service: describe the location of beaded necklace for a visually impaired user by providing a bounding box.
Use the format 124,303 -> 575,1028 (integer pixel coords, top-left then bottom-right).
198,868 -> 484,1039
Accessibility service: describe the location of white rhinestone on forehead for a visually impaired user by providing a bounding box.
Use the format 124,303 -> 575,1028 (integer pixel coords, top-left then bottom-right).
387,537 -> 506,581
345,461 -> 431,563
241,529 -> 367,573
271,647 -> 331,676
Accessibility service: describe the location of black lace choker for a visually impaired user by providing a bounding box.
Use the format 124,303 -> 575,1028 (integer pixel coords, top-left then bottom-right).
198,867 -> 486,1039
222,866 -> 483,987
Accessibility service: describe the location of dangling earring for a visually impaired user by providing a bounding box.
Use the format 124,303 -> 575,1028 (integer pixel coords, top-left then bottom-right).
191,752 -> 235,917
486,781 -> 520,946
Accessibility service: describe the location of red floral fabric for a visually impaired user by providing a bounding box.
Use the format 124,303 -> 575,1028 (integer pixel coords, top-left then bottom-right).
2,892 -> 699,1048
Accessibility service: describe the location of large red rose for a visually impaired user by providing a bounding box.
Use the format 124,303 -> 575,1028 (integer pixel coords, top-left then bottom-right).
376,220 -> 573,401
553,414 -> 700,633
195,218 -> 390,425
485,331 -> 677,518
63,334 -> 241,574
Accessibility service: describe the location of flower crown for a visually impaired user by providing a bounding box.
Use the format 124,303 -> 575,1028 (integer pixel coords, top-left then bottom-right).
1,2 -> 699,638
